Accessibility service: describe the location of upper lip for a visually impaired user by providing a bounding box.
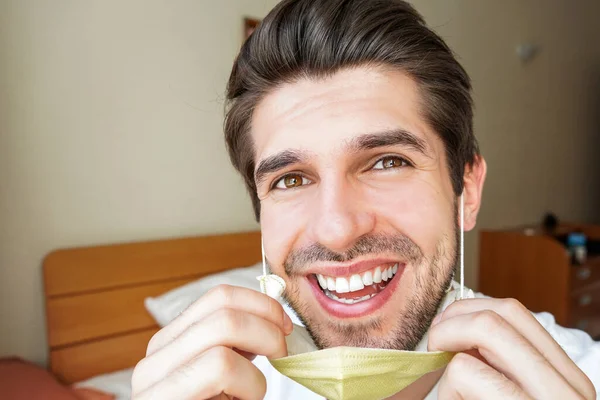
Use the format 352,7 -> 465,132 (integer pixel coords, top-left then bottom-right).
305,258 -> 401,277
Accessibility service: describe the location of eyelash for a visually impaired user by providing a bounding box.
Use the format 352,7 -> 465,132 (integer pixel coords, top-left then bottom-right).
272,174 -> 312,190
370,155 -> 413,170
270,155 -> 412,191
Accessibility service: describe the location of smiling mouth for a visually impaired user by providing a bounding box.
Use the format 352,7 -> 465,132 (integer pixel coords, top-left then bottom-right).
313,263 -> 400,305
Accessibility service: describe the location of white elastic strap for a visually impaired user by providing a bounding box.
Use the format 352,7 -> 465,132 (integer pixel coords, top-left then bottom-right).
460,192 -> 465,299
261,237 -> 267,276
257,237 -> 286,298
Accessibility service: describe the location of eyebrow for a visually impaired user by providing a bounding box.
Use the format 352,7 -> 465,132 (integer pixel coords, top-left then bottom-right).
346,129 -> 430,156
254,128 -> 430,188
255,149 -> 310,188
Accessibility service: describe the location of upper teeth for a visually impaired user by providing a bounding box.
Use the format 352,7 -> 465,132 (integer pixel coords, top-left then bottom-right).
316,264 -> 399,294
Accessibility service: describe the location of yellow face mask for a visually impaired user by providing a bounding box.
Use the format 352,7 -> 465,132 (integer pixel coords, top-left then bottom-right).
269,324 -> 454,400
256,274 -> 459,400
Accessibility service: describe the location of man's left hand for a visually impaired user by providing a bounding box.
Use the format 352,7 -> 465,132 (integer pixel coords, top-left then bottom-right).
428,298 -> 596,399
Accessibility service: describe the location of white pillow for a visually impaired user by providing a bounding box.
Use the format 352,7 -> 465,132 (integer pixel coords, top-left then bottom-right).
74,368 -> 134,400
145,263 -> 263,327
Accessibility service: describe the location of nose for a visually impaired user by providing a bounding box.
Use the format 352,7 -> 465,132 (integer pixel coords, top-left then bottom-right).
309,178 -> 375,253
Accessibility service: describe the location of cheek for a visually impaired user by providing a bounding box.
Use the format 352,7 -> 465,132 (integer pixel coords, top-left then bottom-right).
260,197 -> 311,276
365,178 -> 455,254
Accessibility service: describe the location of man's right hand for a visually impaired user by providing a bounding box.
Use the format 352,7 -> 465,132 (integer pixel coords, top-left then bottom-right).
131,284 -> 293,400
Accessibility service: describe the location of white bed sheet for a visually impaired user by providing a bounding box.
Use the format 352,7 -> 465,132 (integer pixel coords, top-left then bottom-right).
74,367 -> 133,400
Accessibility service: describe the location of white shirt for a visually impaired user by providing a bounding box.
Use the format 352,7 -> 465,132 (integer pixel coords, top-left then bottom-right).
253,282 -> 600,399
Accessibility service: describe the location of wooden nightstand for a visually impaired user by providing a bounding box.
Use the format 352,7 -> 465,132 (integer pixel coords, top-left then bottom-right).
479,224 -> 600,339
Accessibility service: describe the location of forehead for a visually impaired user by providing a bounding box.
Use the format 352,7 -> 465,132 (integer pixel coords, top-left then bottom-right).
251,66 -> 441,160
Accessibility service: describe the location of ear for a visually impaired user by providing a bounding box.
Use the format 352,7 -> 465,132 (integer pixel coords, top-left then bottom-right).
462,155 -> 487,231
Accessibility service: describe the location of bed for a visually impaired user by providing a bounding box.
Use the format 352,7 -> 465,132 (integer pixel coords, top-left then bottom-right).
40,230 -> 262,398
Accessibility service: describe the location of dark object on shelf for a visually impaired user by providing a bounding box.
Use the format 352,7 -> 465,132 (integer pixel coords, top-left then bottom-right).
589,240 -> 600,255
542,213 -> 559,233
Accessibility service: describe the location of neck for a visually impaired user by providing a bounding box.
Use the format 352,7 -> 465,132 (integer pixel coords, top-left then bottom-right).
386,368 -> 445,400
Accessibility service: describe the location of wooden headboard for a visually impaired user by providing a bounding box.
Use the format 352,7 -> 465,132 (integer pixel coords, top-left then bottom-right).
43,231 -> 261,384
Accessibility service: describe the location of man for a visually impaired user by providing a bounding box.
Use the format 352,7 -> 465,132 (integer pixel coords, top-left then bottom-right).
131,0 -> 599,398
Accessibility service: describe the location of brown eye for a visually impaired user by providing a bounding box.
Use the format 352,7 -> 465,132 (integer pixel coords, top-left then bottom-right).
373,156 -> 407,170
275,173 -> 310,189
284,175 -> 301,187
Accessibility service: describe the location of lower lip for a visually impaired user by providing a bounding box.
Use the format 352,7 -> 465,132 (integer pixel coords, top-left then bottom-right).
307,265 -> 405,318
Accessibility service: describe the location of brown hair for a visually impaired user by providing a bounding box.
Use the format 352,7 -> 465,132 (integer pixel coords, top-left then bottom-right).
225,0 -> 479,220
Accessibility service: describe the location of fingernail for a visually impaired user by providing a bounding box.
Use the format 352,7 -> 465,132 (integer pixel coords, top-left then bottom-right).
432,312 -> 443,326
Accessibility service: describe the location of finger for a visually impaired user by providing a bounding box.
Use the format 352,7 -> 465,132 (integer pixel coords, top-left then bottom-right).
147,284 -> 293,356
133,308 -> 287,392
438,352 -> 531,400
428,310 -> 580,399
133,346 -> 266,400
435,298 -> 595,399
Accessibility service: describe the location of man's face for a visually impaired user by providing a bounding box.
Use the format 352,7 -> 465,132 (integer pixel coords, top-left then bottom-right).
252,66 -> 459,350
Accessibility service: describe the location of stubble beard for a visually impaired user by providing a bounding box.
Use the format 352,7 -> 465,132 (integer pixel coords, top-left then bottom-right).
281,224 -> 459,351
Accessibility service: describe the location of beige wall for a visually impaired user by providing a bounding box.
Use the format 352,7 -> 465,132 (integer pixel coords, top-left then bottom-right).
414,0 -> 600,289
0,0 -> 276,365
1,0 -> 599,365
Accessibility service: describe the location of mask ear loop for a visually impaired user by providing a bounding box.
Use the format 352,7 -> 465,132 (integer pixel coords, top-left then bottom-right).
257,237 -> 286,298
459,192 -> 465,300
261,237 -> 268,278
